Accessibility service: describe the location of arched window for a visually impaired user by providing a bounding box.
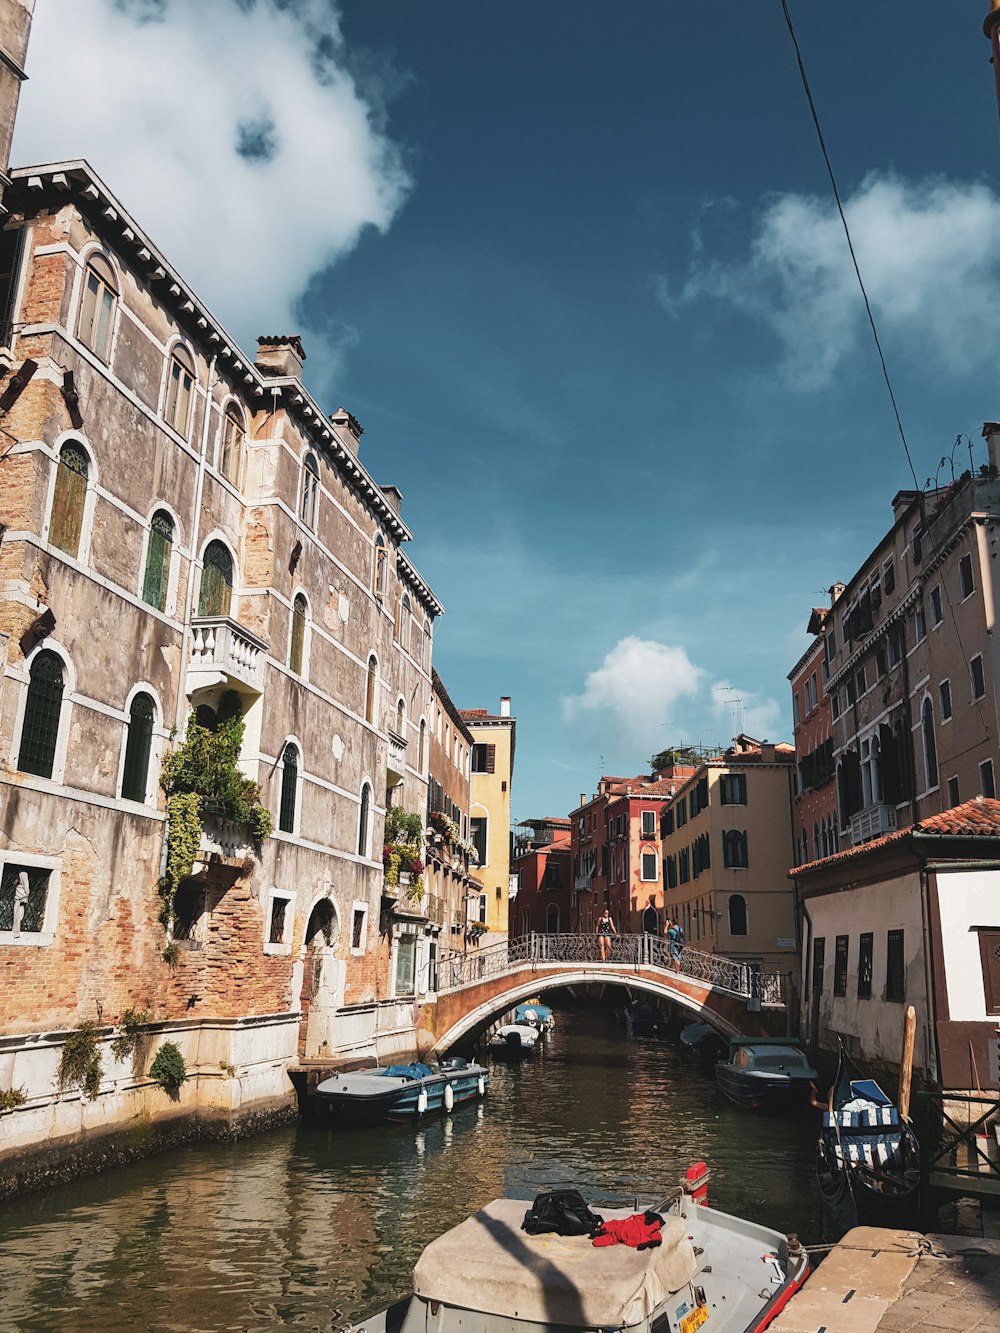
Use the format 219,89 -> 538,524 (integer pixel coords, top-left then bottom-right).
358,783 -> 371,857
418,719 -> 426,772
812,823 -> 820,861
397,593 -> 411,651
922,697 -> 938,790
728,893 -> 748,936
17,649 -> 65,778
546,904 -> 560,933
289,594 -> 307,675
395,698 -> 405,738
142,509 -> 174,611
218,404 -> 244,486
121,692 -> 155,802
422,617 -> 432,669
198,540 -> 233,617
300,452 -> 319,531
722,828 -> 748,869
305,898 -> 335,948
278,743 -> 298,834
164,347 -> 195,436
49,441 -> 90,558
78,253 -> 116,360
373,534 -> 387,600
364,655 -> 377,724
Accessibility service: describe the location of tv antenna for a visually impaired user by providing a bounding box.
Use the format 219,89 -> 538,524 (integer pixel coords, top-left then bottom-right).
713,686 -> 745,735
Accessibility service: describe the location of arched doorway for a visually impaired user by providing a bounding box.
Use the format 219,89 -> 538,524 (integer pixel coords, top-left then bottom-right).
641,903 -> 659,935
297,897 -> 342,1059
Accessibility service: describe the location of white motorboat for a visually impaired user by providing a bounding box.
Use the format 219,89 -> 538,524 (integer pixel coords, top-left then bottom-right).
488,1023 -> 539,1059
348,1168 -> 809,1333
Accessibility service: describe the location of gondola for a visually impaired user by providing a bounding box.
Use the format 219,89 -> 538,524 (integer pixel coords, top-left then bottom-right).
816,1045 -> 920,1234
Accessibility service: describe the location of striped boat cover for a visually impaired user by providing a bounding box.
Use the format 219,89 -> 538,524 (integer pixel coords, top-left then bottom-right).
829,1132 -> 904,1169
824,1105 -> 900,1129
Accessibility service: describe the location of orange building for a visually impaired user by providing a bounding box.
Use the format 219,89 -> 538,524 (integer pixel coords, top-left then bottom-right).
511,817 -> 572,935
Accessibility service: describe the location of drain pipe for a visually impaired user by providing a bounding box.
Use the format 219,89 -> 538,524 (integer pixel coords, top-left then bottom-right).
173,355 -> 217,735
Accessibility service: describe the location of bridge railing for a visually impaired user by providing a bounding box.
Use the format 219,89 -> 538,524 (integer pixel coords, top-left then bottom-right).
436,933 -> 786,1004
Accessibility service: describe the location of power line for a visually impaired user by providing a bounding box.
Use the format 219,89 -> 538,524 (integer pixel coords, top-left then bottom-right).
779,0 -> 920,495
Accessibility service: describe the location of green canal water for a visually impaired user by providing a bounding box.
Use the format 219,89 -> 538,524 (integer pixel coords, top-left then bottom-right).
0,1007 -> 822,1331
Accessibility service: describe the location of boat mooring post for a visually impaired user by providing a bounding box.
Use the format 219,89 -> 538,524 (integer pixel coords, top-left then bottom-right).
898,1005 -> 917,1120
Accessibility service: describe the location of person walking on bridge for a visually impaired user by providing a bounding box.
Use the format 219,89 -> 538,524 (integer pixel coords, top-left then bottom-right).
596,908 -> 617,961
666,919 -> 684,972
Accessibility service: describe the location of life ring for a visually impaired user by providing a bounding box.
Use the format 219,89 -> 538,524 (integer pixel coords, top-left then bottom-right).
477,1075 -> 486,1097
444,1082 -> 455,1112
417,1088 -> 428,1116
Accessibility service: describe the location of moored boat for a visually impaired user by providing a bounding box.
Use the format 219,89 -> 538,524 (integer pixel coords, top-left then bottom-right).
715,1038 -> 817,1111
816,1045 -> 920,1235
488,1023 -> 539,1059
515,999 -> 555,1032
347,1166 -> 809,1333
316,1056 -> 488,1122
624,1000 -> 668,1039
679,1021 -> 728,1065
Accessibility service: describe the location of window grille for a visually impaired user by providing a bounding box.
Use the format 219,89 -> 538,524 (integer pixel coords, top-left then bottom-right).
142,510 -> 174,610
121,693 -> 155,802
18,650 -> 64,778
857,932 -> 873,999
278,744 -> 298,833
198,541 -> 233,617
0,864 -> 50,933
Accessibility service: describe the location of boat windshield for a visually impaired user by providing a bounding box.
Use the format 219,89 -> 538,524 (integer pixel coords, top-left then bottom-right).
751,1051 -> 811,1071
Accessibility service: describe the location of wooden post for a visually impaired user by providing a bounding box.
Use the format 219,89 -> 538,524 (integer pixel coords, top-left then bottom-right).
899,1004 -> 917,1120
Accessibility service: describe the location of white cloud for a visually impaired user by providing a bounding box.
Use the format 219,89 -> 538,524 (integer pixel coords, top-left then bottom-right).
14,0 -> 410,361
562,637 -> 704,749
659,173 -> 1000,390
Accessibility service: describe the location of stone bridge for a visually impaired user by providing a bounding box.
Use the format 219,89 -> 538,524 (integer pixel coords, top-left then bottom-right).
426,933 -> 791,1055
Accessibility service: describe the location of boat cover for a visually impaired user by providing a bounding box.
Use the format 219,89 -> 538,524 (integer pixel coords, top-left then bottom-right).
412,1199 -> 697,1327
383,1063 -> 433,1080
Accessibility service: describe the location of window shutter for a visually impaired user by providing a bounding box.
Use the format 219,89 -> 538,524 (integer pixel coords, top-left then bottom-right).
697,776 -> 708,810
486,744 -> 496,774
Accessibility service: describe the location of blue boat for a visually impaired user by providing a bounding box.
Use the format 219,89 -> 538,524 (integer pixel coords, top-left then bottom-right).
315,1056 -> 488,1122
715,1038 -> 817,1112
514,999 -> 554,1032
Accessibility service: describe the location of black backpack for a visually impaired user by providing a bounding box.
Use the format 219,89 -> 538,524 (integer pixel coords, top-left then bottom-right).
521,1189 -> 604,1237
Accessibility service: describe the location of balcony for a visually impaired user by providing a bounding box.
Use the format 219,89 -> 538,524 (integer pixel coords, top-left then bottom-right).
850,802 -> 897,846
196,810 -> 254,868
188,616 -> 267,696
387,728 -> 407,787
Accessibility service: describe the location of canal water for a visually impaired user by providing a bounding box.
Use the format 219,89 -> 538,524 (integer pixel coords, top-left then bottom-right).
0,1007 -> 821,1332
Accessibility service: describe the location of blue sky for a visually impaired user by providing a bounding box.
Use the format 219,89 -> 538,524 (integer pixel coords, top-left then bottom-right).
15,1 -> 1000,821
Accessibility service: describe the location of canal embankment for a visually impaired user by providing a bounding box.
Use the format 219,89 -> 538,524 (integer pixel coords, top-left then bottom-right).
772,1226 -> 1000,1332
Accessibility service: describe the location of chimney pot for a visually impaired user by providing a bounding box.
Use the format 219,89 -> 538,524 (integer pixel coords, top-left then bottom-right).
380,485 -> 403,516
500,696 -> 511,717
255,334 -> 305,380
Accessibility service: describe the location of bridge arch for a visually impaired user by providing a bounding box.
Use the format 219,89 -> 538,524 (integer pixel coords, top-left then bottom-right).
431,970 -> 740,1055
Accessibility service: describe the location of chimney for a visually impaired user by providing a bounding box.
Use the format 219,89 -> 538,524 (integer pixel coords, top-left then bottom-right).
580,793 -> 586,807
255,335 -> 305,380
829,581 -> 846,607
380,485 -> 403,515
330,407 -> 364,456
500,696 -> 511,717
982,422 -> 1000,474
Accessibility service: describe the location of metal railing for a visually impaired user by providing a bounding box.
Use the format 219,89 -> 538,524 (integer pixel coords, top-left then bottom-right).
916,1090 -> 1000,1199
436,932 -> 786,1004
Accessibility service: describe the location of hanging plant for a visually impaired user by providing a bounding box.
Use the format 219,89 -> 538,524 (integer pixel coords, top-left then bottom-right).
405,873 -> 425,903
384,807 -> 423,845
110,1008 -> 151,1062
384,848 -> 402,889
158,692 -> 272,930
58,1021 -> 103,1100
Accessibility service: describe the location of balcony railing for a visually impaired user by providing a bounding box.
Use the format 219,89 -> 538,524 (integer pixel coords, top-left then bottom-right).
188,616 -> 267,695
197,811 -> 253,866
387,728 -> 407,783
849,802 -> 897,846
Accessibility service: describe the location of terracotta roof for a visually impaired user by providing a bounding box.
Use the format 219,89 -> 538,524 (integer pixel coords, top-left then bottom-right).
461,709 -> 488,718
791,797 -> 1000,877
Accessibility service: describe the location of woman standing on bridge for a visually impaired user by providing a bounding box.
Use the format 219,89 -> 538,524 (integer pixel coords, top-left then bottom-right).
596,909 -> 617,961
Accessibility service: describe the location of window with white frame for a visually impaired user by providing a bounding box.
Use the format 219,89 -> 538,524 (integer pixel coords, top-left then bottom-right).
218,404 -> 244,487
0,857 -> 59,945
164,347 -> 195,437
939,679 -> 952,721
351,902 -> 368,955
641,810 -> 656,837
640,851 -> 657,881
78,254 -> 117,360
49,440 -> 91,560
971,654 -> 986,701
264,888 -> 295,955
394,927 -> 417,997
121,691 -> 156,803
17,648 -> 68,780
959,552 -> 975,601
301,452 -> 320,531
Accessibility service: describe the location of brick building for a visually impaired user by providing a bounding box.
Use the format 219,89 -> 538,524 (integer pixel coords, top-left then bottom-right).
511,816 -> 572,936
0,155 -> 443,1183
788,594 -> 841,866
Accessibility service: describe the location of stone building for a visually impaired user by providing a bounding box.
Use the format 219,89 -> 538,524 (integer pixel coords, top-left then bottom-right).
424,668 -> 477,956
788,596 -> 840,866
659,737 -> 798,977
459,698 -> 515,939
0,160 -> 442,1189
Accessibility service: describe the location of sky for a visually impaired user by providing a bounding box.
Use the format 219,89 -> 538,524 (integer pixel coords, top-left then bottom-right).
13,1 -> 1000,821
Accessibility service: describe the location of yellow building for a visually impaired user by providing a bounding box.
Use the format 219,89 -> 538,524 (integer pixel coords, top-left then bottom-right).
459,698 -> 516,938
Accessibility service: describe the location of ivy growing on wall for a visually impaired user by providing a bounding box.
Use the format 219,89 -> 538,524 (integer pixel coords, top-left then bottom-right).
58,1021 -> 103,1100
157,691 -> 273,929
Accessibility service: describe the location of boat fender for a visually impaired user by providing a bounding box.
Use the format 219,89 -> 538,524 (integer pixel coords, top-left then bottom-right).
444,1082 -> 454,1112
417,1088 -> 428,1116
477,1075 -> 486,1097
684,1160 -> 709,1206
